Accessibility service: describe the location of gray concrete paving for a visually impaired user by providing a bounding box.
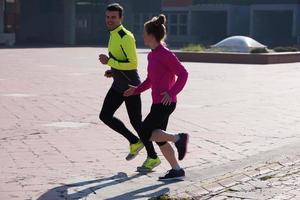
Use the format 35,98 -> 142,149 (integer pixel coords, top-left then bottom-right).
0,47 -> 300,200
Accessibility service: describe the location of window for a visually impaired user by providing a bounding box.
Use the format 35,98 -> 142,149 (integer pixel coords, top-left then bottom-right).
4,0 -> 20,33
166,13 -> 188,36
133,13 -> 155,34
133,13 -> 188,36
40,0 -> 63,13
77,19 -> 88,29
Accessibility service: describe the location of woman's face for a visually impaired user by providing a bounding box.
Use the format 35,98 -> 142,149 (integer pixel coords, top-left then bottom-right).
143,28 -> 154,47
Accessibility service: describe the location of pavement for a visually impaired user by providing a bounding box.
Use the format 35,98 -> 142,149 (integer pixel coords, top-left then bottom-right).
0,47 -> 300,200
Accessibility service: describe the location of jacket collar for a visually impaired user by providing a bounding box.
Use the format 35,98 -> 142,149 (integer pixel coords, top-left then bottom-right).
110,24 -> 124,35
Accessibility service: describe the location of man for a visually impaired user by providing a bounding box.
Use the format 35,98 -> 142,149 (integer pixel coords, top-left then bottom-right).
98,3 -> 161,171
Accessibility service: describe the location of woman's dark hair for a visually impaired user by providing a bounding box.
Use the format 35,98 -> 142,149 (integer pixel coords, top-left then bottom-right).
106,3 -> 123,18
144,14 -> 167,42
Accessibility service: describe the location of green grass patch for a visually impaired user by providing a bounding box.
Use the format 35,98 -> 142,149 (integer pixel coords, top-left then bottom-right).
181,44 -> 206,52
250,47 -> 269,53
273,46 -> 299,52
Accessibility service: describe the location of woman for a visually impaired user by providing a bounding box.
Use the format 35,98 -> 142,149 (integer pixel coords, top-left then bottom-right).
124,14 -> 189,180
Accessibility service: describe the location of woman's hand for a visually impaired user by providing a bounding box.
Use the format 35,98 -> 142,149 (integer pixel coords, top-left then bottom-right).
124,85 -> 137,97
161,92 -> 172,105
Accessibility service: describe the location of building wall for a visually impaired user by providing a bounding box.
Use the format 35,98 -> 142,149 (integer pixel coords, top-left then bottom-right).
162,0 -> 192,7
17,0 -> 65,44
164,1 -> 300,46
191,10 -> 227,44
74,0 -> 161,45
75,0 -> 109,45
297,4 -> 300,43
0,0 -> 4,33
227,5 -> 250,36
111,0 -> 162,45
14,0 -> 161,46
193,0 -> 300,5
250,4 -> 298,46
64,0 -> 76,45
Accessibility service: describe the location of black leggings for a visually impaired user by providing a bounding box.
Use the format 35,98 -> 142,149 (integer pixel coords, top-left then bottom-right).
99,88 -> 158,159
100,87 -> 141,144
140,103 -> 176,157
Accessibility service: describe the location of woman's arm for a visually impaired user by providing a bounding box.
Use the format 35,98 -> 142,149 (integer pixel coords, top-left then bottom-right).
134,76 -> 152,95
164,51 -> 188,96
124,76 -> 152,97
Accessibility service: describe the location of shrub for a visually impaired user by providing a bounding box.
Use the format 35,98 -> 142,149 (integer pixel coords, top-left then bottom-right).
273,46 -> 299,52
181,43 -> 205,52
250,47 -> 269,54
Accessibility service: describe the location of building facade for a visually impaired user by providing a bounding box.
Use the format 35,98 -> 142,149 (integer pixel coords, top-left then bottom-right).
0,0 -> 161,46
1,0 -> 299,47
163,0 -> 300,47
0,0 -> 18,46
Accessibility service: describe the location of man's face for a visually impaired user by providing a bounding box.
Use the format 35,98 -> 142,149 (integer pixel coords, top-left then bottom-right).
105,10 -> 123,31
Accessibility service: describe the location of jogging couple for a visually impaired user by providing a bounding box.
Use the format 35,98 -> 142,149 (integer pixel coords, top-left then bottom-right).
98,3 -> 189,181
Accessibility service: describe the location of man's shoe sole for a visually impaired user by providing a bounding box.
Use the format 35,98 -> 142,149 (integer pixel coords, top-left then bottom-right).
158,176 -> 185,181
136,161 -> 161,172
126,145 -> 144,161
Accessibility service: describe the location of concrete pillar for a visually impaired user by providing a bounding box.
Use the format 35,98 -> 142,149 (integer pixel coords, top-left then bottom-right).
227,7 -> 233,36
298,5 -> 300,44
0,0 -> 4,33
294,5 -> 300,44
292,7 -> 297,37
187,10 -> 192,36
64,0 -> 76,45
249,8 -> 254,38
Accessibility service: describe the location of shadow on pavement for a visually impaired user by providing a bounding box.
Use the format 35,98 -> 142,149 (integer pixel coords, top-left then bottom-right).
106,179 -> 182,200
37,172 -> 180,200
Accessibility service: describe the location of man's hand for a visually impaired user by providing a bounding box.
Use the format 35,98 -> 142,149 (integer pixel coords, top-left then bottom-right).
124,85 -> 137,97
161,92 -> 172,105
104,70 -> 113,78
99,54 -> 109,64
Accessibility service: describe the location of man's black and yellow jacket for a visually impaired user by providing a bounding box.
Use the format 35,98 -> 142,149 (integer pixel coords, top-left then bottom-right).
107,25 -> 141,93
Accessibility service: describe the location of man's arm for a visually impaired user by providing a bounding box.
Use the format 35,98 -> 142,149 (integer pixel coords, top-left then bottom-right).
107,35 -> 138,70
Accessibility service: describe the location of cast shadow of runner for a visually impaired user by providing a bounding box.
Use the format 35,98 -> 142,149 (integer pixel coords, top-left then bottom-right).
106,179 -> 183,200
37,172 -> 181,200
37,172 -> 138,200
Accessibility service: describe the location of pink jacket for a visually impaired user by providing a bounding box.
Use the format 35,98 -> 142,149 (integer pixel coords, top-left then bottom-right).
134,44 -> 188,104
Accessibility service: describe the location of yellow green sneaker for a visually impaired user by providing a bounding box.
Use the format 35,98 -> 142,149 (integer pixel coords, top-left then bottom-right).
125,140 -> 144,161
137,157 -> 161,172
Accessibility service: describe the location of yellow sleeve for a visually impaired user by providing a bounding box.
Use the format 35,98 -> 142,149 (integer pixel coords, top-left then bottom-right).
107,35 -> 138,70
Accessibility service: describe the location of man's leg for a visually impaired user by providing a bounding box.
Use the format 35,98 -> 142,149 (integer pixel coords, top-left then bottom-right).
136,104 -> 175,172
99,88 -> 139,144
125,95 -> 157,159
124,94 -> 142,133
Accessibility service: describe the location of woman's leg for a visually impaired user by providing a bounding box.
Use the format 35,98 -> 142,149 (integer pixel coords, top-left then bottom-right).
148,104 -> 189,161
152,105 -> 186,180
159,142 -> 179,169
150,129 -> 176,143
151,129 -> 189,161
155,114 -> 179,169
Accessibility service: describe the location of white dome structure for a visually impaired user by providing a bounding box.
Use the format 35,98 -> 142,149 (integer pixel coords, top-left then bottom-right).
211,36 -> 267,53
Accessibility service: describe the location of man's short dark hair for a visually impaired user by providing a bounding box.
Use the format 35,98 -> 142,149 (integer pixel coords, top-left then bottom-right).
106,3 -> 123,18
